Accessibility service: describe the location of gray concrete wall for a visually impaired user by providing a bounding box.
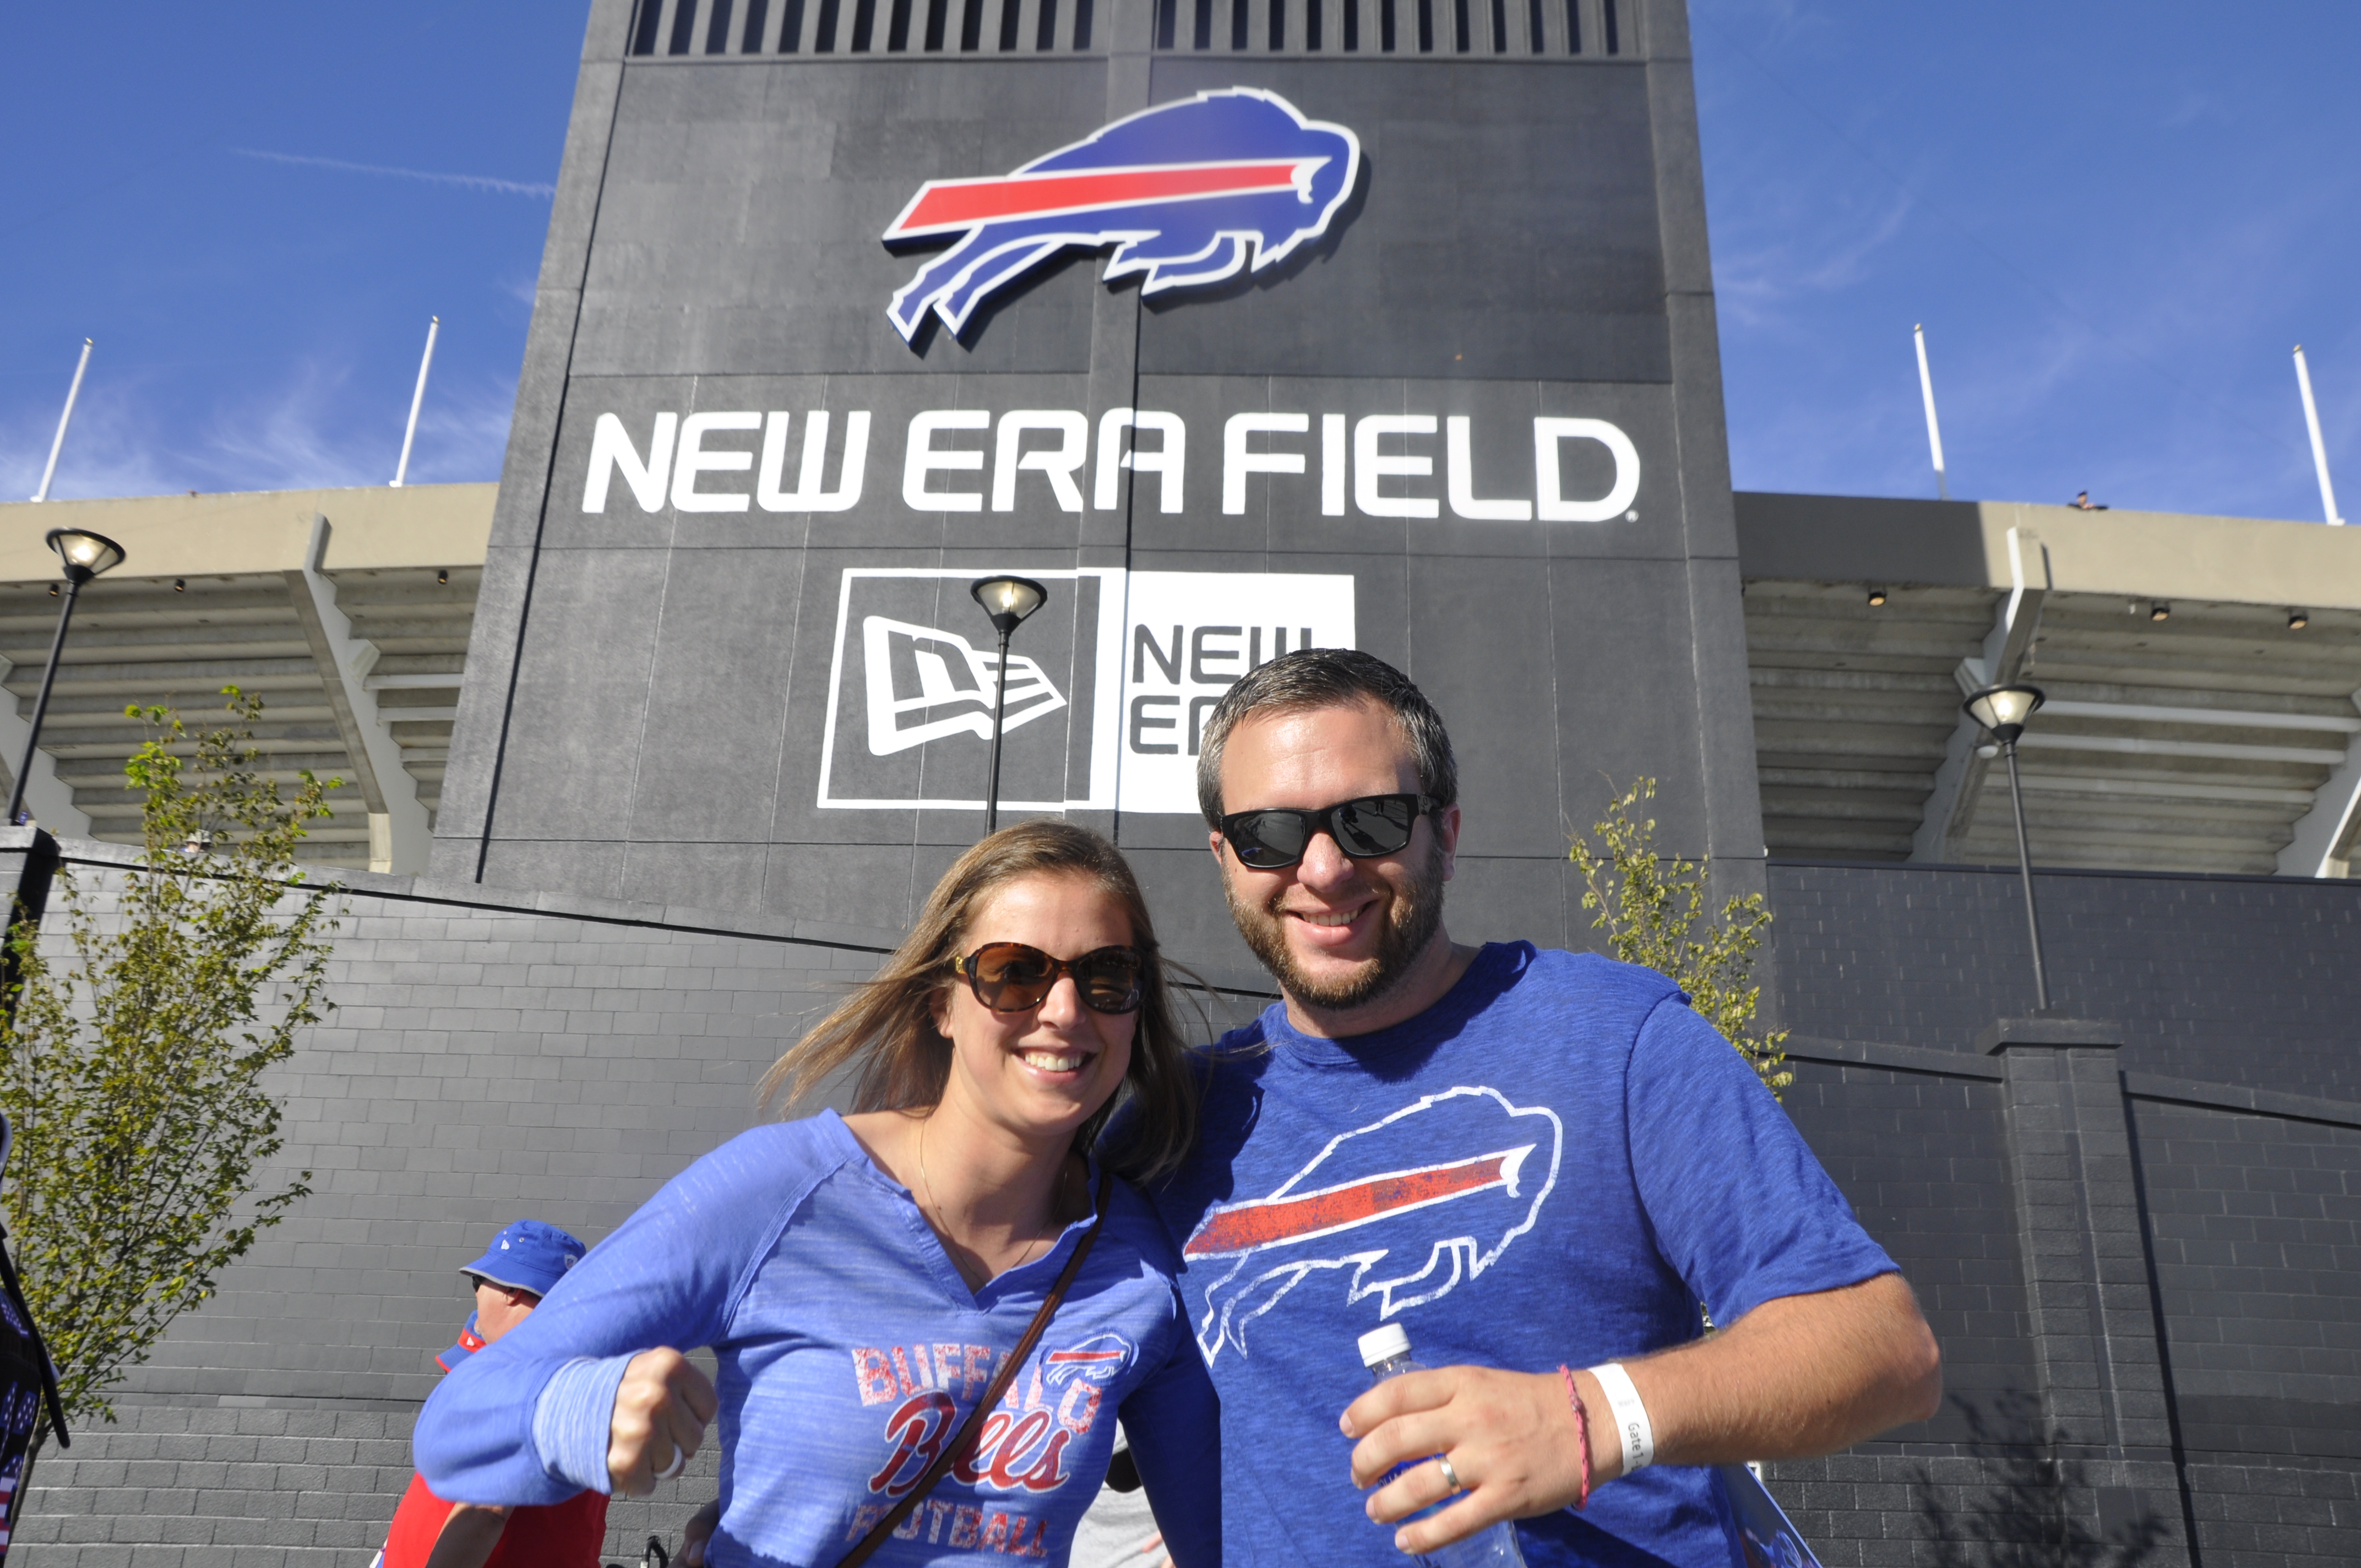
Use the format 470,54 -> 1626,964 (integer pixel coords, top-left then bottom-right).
1732,490 -> 2361,613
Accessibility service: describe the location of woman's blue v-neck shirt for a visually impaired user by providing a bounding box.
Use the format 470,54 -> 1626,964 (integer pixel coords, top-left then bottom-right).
414,1111 -> 1220,1567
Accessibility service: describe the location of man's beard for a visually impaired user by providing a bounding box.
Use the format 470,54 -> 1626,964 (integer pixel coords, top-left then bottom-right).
1225,839 -> 1449,1014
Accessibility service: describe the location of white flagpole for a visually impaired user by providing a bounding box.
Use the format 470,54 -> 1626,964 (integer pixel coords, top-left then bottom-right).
391,315 -> 440,488
1914,324 -> 1950,500
32,339 -> 94,503
2294,346 -> 2344,526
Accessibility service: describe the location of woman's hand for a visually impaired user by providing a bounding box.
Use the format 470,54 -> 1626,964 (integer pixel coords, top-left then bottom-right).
680,1498 -> 724,1566
608,1348 -> 719,1496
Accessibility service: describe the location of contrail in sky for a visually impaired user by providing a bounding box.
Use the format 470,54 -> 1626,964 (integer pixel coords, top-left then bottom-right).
234,149 -> 555,198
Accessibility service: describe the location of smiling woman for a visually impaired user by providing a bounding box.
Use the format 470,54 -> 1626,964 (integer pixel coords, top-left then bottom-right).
409,821 -> 1221,1568
759,819 -> 1200,1183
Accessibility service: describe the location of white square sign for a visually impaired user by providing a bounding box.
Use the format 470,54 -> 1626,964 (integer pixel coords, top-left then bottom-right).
1113,571 -> 1357,815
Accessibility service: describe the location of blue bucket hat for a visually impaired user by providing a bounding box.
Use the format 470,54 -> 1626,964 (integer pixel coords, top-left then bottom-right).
459,1218 -> 586,1298
439,1220 -> 587,1373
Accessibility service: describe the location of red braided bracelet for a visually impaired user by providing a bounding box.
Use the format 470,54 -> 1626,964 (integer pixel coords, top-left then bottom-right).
1558,1364 -> 1591,1510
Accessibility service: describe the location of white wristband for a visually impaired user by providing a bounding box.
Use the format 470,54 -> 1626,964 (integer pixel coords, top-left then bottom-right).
1588,1362 -> 1655,1474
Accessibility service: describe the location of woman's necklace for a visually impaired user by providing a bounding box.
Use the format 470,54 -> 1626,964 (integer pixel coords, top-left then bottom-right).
916,1115 -> 1054,1284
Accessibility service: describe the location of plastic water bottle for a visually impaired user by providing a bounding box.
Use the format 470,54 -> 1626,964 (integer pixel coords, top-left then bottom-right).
1357,1325 -> 1528,1568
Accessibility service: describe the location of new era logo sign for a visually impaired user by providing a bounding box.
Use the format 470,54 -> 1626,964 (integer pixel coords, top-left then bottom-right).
818,568 -> 1354,813
821,569 -> 1119,812
863,617 -> 1067,755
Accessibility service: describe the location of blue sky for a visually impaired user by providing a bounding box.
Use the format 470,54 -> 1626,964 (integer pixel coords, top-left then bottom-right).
5,2 -> 2356,521
1694,1 -> 2359,518
0,3 -> 578,500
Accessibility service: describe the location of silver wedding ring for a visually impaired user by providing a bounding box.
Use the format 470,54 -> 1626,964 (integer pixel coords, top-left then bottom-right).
656,1441 -> 688,1482
1435,1455 -> 1464,1493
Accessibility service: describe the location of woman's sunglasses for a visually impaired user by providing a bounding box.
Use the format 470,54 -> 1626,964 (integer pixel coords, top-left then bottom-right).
953,942 -> 1147,1015
1218,793 -> 1434,871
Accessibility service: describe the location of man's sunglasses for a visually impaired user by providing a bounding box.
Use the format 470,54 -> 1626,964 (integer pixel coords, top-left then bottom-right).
1218,793 -> 1435,871
953,942 -> 1147,1015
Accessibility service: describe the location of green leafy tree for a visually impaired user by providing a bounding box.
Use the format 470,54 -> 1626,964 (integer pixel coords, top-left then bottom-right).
0,688 -> 339,1469
1568,778 -> 1791,1096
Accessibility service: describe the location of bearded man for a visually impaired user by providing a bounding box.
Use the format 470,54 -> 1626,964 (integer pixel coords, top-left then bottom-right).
1139,648 -> 1941,1568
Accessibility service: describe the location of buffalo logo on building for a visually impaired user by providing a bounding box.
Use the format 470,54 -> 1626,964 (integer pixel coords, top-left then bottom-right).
884,87 -> 1362,341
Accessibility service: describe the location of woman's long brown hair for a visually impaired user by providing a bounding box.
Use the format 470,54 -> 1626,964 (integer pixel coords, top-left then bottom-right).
759,820 -> 1200,1182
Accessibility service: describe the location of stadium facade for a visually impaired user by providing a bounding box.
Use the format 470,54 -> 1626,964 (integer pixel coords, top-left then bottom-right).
4,0 -> 2358,1562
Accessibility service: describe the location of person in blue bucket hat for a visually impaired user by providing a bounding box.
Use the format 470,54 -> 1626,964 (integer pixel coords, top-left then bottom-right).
439,1220 -> 586,1371
377,1219 -> 599,1568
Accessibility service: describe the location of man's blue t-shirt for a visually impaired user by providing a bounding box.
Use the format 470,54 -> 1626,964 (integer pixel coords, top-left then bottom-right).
1139,943 -> 1896,1568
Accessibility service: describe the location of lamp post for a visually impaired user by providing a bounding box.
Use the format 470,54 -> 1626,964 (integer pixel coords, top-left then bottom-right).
967,575 -> 1048,833
8,528 -> 127,827
1963,683 -> 2050,1011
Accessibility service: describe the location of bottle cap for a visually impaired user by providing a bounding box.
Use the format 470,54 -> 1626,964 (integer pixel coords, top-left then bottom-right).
1358,1324 -> 1411,1367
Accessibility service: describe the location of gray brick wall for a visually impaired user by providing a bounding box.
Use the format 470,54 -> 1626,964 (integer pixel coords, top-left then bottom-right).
2130,1098 -> 2361,1467
1767,863 -> 2361,1568
1761,1452 -> 2361,1568
15,1401 -> 725,1566
1780,1058 -> 2038,1450
1772,1030 -> 2361,1568
2183,1463 -> 2361,1568
9,842 -> 895,1564
1767,862 -> 2361,1102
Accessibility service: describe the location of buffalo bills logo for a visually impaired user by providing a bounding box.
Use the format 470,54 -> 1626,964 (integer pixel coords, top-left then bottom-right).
1182,1087 -> 1562,1363
884,88 -> 1362,341
1044,1333 -> 1133,1390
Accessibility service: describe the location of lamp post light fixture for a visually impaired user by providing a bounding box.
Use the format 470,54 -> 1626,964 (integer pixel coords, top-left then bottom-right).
1962,682 -> 2050,1011
967,574 -> 1048,834
7,527 -> 127,827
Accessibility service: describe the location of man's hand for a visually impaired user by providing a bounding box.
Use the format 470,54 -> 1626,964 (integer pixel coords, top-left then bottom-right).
422,1503 -> 512,1568
1341,1273 -> 1941,1554
1343,1365 -> 1596,1558
680,1498 -> 723,1566
610,1348 -> 719,1497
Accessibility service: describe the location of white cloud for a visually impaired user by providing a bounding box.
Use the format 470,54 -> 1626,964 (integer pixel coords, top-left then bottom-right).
1712,186 -> 1915,332
233,149 -> 555,200
200,362 -> 389,491
0,377 -> 186,501
0,358 -> 515,502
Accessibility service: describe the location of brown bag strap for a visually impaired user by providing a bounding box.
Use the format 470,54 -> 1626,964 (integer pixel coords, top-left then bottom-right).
836,1168 -> 1114,1568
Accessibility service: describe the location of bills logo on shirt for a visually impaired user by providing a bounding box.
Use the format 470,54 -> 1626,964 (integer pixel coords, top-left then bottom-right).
884,88 -> 1362,340
844,1332 -> 1136,1553
1182,1087 -> 1563,1363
